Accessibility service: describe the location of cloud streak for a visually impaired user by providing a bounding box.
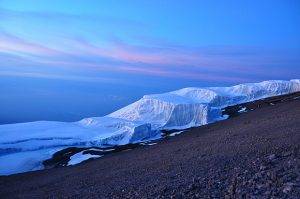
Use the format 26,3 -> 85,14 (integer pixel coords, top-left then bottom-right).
0,70 -> 123,84
0,32 -> 60,57
0,31 -> 299,83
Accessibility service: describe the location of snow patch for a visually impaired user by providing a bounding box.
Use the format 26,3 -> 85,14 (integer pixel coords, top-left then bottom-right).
68,151 -> 102,166
140,142 -> 157,146
238,107 -> 247,113
168,131 -> 185,137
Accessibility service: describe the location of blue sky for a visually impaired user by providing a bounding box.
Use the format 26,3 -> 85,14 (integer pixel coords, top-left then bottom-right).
0,0 -> 300,123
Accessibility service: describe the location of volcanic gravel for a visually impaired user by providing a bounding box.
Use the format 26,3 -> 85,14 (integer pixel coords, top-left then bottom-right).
0,94 -> 299,199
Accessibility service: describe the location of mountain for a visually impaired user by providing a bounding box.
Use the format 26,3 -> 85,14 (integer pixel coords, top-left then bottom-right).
0,79 -> 299,175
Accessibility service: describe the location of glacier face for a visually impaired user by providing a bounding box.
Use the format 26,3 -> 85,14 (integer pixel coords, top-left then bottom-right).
0,79 -> 299,175
109,79 -> 300,129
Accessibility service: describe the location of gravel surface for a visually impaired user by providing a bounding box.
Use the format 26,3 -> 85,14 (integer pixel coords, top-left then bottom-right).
0,94 -> 299,199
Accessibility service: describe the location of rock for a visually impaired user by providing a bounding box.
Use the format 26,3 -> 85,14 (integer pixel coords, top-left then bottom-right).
282,151 -> 292,157
260,165 -> 267,171
283,182 -> 294,193
268,154 -> 276,161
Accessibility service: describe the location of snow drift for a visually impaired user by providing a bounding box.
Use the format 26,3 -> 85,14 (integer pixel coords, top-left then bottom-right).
0,79 -> 299,175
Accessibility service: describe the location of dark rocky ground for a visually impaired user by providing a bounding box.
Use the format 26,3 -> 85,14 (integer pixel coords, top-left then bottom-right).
0,92 -> 299,198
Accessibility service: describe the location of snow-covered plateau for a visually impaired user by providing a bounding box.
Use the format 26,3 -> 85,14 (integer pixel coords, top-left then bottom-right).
0,79 -> 299,175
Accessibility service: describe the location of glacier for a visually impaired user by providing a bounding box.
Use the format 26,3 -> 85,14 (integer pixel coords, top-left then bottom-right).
0,79 -> 299,175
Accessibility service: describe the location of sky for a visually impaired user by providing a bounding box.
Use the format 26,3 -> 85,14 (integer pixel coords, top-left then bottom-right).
0,0 -> 300,124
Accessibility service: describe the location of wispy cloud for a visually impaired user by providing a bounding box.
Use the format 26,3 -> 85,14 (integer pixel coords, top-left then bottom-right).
0,70 -> 123,84
0,8 -> 146,29
0,32 -> 59,56
0,30 -> 299,83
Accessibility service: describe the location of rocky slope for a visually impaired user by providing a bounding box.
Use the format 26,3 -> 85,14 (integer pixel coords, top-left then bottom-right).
0,92 -> 299,198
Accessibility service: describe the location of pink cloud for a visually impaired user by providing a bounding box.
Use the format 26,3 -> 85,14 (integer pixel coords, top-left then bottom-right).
116,65 -> 253,82
0,32 -> 259,72
0,32 -> 59,57
67,39 -> 233,68
1,32 -> 297,83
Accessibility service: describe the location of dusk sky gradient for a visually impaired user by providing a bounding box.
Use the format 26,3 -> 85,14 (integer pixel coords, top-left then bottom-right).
0,0 -> 299,123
